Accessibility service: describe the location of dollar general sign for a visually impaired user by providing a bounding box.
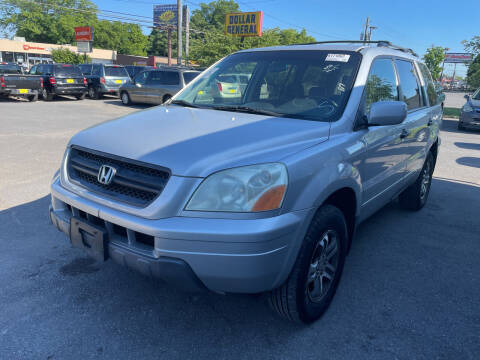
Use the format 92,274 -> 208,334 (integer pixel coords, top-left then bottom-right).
225,11 -> 263,37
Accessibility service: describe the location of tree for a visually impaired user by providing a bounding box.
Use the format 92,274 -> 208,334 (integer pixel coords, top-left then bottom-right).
0,0 -> 148,56
462,36 -> 480,56
423,46 -> 445,80
51,48 -> 90,64
466,55 -> 480,89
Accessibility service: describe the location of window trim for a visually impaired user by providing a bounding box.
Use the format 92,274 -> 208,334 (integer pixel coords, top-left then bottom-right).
393,57 -> 428,113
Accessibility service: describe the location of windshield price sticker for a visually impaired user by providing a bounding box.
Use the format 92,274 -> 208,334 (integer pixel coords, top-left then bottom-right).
326,54 -> 350,62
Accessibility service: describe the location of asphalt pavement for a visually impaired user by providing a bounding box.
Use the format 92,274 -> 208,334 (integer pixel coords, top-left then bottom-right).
0,95 -> 479,359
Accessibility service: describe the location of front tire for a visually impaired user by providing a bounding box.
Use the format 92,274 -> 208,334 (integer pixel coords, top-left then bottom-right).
121,91 -> 131,105
268,205 -> 348,323
457,121 -> 465,131
399,152 -> 434,211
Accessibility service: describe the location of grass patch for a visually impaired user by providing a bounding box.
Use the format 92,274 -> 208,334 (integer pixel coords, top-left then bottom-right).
443,107 -> 461,118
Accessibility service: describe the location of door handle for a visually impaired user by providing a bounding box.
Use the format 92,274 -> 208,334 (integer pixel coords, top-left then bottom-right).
400,129 -> 410,139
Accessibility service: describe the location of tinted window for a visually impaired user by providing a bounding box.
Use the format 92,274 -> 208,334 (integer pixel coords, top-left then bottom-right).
395,59 -> 422,110
104,66 -> 128,77
183,72 -> 200,84
79,64 -> 91,75
176,50 -> 361,122
472,88 -> 480,100
135,71 -> 149,85
29,65 -> 37,75
418,62 -> 438,106
92,65 -> 102,76
0,64 -> 22,74
161,71 -> 180,85
365,58 -> 398,111
54,64 -> 83,77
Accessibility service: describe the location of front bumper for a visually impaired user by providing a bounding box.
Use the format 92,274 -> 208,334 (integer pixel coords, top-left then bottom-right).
50,177 -> 311,293
459,112 -> 480,129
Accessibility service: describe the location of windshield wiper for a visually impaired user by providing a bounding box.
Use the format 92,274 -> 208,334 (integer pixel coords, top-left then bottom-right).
211,105 -> 283,117
170,99 -> 200,108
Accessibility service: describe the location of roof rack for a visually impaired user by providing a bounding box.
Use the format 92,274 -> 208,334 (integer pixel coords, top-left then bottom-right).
289,40 -> 418,57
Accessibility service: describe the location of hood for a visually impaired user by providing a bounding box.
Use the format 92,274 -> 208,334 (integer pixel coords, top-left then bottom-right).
69,106 -> 330,177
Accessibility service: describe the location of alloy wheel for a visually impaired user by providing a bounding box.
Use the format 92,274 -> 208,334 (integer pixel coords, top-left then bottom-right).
420,160 -> 432,200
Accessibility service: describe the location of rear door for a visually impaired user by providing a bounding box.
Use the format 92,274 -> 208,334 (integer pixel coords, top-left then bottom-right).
143,71 -> 167,104
54,64 -> 84,89
129,70 -> 149,102
394,59 -> 431,176
104,65 -> 130,90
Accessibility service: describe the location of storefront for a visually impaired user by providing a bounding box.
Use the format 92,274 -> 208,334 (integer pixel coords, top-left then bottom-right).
0,38 -> 116,69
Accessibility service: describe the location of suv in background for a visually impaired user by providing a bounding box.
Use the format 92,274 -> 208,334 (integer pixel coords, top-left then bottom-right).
49,41 -> 442,324
125,65 -> 153,80
30,63 -> 87,101
79,64 -> 131,99
119,67 -> 200,105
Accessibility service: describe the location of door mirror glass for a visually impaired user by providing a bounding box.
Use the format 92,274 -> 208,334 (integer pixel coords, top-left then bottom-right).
464,94 -> 470,100
368,101 -> 407,126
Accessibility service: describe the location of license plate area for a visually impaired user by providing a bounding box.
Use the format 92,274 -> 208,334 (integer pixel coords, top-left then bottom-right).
115,79 -> 122,84
66,79 -> 74,84
70,217 -> 108,262
18,89 -> 29,94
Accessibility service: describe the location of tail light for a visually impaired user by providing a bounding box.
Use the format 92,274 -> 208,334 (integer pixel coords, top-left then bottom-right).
49,77 -> 56,85
100,77 -> 106,84
217,82 -> 222,92
0,76 -> 5,88
40,77 -> 43,88
83,77 -> 87,86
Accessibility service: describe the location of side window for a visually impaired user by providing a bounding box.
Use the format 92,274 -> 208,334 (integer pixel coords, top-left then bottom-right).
37,65 -> 44,75
29,65 -> 37,75
161,71 -> 180,85
365,58 -> 398,111
418,62 -> 438,106
395,59 -> 422,110
135,71 -> 149,85
147,71 -> 164,85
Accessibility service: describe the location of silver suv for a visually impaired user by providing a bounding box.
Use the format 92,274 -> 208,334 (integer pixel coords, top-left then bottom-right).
49,41 -> 442,323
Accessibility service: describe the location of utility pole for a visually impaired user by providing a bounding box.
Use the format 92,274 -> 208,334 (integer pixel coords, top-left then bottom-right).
185,5 -> 189,65
368,26 -> 377,41
363,17 -> 370,42
177,0 -> 183,65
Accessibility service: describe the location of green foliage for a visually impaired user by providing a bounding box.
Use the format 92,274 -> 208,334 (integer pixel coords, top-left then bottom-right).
462,36 -> 480,56
466,55 -> 480,89
422,46 -> 445,80
443,107 -> 461,118
0,0 -> 148,56
51,47 -> 90,64
190,0 -> 240,32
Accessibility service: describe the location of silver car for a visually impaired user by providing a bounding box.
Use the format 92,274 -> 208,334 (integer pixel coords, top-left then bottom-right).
119,68 -> 200,105
49,41 -> 442,323
458,88 -> 480,130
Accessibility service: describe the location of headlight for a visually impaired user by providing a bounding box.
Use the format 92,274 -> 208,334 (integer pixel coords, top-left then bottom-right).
186,163 -> 288,212
462,104 -> 473,113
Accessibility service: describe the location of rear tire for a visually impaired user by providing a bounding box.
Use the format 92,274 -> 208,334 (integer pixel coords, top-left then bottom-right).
28,94 -> 38,102
121,91 -> 131,105
75,93 -> 86,100
268,205 -> 348,323
88,86 -> 100,100
42,88 -> 53,101
399,152 -> 434,211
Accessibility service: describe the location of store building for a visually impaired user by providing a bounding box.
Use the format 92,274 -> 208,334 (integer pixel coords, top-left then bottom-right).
0,38 -> 116,68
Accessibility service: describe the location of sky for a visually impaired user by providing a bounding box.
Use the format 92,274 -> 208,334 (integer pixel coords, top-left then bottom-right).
93,0 -> 477,77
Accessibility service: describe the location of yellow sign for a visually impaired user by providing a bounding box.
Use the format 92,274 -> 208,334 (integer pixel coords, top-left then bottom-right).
225,11 -> 263,37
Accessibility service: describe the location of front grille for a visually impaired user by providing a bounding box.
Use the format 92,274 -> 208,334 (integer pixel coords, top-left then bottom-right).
67,146 -> 170,207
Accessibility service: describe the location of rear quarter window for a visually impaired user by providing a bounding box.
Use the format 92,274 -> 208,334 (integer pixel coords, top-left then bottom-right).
418,62 -> 438,106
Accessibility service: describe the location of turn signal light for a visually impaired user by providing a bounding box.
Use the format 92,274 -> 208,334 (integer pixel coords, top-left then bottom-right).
251,185 -> 286,212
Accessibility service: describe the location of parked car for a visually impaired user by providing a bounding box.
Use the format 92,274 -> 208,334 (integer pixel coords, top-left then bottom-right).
119,67 -> 200,105
30,63 -> 87,101
214,73 -> 250,98
458,88 -> 480,130
78,64 -> 130,99
49,41 -> 442,324
124,65 -> 153,80
0,62 -> 42,102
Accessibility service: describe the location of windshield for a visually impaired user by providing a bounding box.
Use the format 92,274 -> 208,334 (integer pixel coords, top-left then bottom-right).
105,66 -> 129,77
0,64 -> 22,74
174,50 -> 361,122
183,71 -> 200,84
472,88 -> 480,100
55,65 -> 83,77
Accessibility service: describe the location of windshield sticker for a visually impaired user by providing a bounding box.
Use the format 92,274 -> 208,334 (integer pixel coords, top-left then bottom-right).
326,54 -> 350,63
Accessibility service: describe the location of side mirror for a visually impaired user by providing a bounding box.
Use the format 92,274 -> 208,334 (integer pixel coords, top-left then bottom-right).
368,101 -> 407,126
464,94 -> 470,100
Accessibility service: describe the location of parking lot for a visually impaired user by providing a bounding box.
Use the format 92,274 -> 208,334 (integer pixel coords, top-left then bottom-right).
1,96 -> 479,359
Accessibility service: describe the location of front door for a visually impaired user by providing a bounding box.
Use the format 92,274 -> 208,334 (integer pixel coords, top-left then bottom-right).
130,71 -> 149,102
